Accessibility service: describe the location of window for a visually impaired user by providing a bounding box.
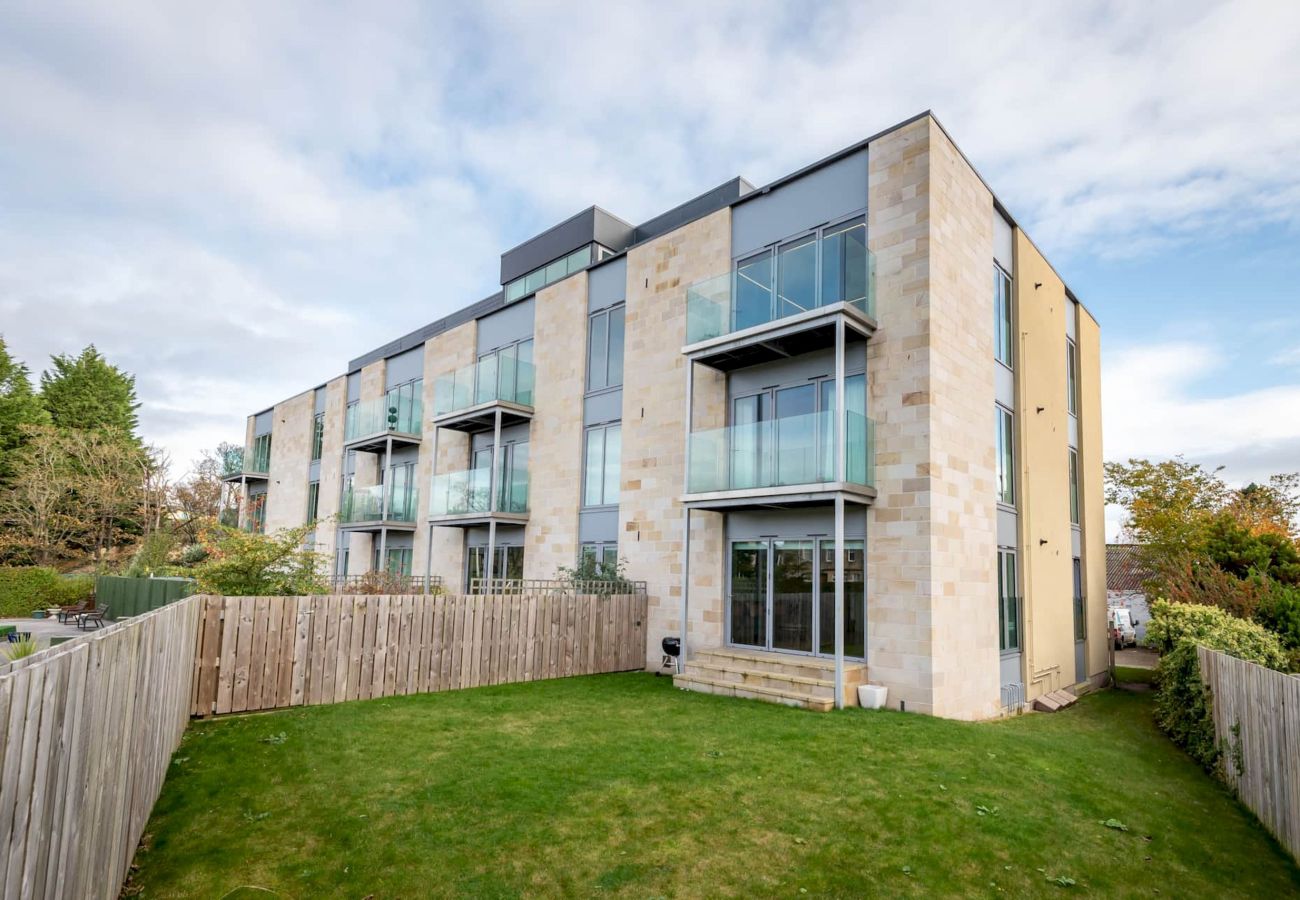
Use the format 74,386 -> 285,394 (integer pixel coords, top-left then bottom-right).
1073,558 -> 1086,641
1066,338 -> 1079,416
994,265 -> 1013,367
385,379 -> 422,434
587,305 -> 625,391
584,424 -> 621,506
580,542 -> 620,575
1068,448 -> 1080,525
388,462 -> 417,521
496,441 -> 530,513
311,412 -> 324,461
504,244 -> 599,303
998,549 -> 1020,652
376,547 -> 413,576
250,433 -> 272,473
996,405 -> 1015,506
247,493 -> 267,534
820,218 -> 869,307
306,480 -> 320,522
467,545 -> 525,587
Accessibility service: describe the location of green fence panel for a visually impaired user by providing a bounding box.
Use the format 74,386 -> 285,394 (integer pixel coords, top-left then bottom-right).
93,576 -> 196,620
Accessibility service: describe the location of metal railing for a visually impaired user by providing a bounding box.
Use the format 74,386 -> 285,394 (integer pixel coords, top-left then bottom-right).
468,578 -> 648,597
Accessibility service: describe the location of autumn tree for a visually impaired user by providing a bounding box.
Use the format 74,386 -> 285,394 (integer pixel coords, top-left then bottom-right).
1104,457 -> 1229,563
173,443 -> 239,540
0,425 -> 84,564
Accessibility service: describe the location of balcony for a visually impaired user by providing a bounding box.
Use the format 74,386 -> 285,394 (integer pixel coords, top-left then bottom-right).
683,410 -> 875,510
220,443 -> 270,482
432,355 -> 535,432
344,391 -> 423,452
338,483 -> 418,530
427,464 -> 530,526
683,239 -> 876,371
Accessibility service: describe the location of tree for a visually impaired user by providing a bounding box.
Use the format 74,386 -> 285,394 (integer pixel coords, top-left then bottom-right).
0,337 -> 50,482
63,427 -> 152,556
0,425 -> 84,564
1226,474 -> 1300,537
1204,513 -> 1300,584
40,345 -> 140,436
173,443 -> 238,541
1105,457 -> 1229,566
192,522 -> 327,596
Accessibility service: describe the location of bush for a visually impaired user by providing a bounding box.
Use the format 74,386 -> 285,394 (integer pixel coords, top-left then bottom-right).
124,531 -> 178,577
0,567 -> 90,617
192,523 -> 327,596
1149,599 -> 1290,772
1254,581 -> 1300,652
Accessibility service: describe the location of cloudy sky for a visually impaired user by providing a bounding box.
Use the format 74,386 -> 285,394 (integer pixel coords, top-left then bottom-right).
2,1 -> 1299,539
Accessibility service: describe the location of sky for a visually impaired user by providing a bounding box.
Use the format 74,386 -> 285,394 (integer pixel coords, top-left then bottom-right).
1,0 -> 1299,542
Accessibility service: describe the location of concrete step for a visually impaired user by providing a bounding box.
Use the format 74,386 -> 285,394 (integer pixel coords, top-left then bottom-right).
694,647 -> 868,684
684,661 -> 838,700
1033,689 -> 1079,713
674,674 -> 835,712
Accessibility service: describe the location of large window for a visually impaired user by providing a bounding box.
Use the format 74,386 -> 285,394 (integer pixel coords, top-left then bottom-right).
584,424 -> 621,507
996,405 -> 1015,506
733,216 -> 868,329
1072,558 -> 1086,641
1068,448 -> 1080,525
580,542 -> 620,574
311,412 -> 324,461
467,545 -> 525,587
587,305 -> 625,391
306,480 -> 320,522
250,433 -> 272,473
994,265 -> 1013,367
503,245 -> 597,303
1066,338 -> 1079,416
376,547 -> 413,576
998,549 -> 1020,652
476,339 -> 534,407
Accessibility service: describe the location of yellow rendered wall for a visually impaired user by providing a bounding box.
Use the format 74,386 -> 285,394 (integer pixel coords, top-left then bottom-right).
1013,231 -> 1076,700
1077,307 -> 1108,680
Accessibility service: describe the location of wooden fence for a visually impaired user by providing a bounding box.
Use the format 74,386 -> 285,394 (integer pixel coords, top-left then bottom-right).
1198,646 -> 1300,862
0,595 -> 202,900
191,592 -> 648,717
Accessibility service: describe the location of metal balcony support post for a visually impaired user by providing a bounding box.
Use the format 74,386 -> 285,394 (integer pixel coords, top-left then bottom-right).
679,359 -> 694,671
834,317 -> 846,709
424,422 -> 439,594
486,408 -> 503,587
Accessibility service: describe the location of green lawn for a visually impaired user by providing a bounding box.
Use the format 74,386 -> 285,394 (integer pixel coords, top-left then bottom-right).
127,675 -> 1299,898
1114,665 -> 1158,685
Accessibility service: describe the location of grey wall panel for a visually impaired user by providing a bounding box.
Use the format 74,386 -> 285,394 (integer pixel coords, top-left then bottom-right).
466,524 -> 526,547
999,651 -> 1022,688
308,460 -> 321,481
346,373 -> 360,403
384,532 -> 414,550
314,387 -> 326,415
997,508 -> 1018,547
1072,527 -> 1082,557
1074,641 -> 1086,682
731,149 -> 868,258
500,208 -> 635,285
584,390 -> 623,426
633,177 -> 754,245
344,449 -> 357,476
1068,416 -> 1078,449
1065,299 -> 1078,341
725,506 -> 866,541
470,422 -> 531,453
389,445 -> 420,466
578,508 -> 619,544
994,212 -> 1014,272
254,411 -> 273,436
996,364 -> 1015,410
727,346 -> 866,401
476,298 -> 534,353
385,347 -> 424,387
587,256 -> 627,312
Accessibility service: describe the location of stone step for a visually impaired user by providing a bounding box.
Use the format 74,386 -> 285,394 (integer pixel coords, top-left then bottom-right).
1032,689 -> 1079,713
674,674 -> 835,712
694,647 -> 868,683
684,661 -> 838,700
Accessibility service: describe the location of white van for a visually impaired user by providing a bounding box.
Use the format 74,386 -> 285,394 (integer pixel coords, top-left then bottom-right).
1108,607 -> 1137,649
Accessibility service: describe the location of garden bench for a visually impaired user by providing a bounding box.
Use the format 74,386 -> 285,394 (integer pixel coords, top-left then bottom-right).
57,598 -> 92,624
77,604 -> 109,630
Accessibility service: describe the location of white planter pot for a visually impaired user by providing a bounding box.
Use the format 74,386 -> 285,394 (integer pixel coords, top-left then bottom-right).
857,684 -> 888,710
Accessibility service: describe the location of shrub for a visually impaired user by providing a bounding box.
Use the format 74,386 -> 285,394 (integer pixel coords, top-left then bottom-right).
1149,599 -> 1289,772
4,638 -> 38,661
1254,581 -> 1300,651
0,567 -> 91,617
192,523 -> 327,596
124,531 -> 178,577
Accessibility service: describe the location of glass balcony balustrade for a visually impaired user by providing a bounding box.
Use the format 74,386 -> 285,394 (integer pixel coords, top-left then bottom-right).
429,459 -> 530,518
433,353 -> 535,418
685,225 -> 875,345
339,483 -> 418,525
345,388 -> 423,443
686,410 -> 874,494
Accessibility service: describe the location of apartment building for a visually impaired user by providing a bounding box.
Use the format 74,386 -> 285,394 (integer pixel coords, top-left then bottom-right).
223,111 -> 1106,720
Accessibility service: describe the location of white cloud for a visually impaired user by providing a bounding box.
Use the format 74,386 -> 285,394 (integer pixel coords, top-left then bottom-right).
1,0 -> 1299,481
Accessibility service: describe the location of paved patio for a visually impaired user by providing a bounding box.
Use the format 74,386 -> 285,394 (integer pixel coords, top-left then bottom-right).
1,616 -> 98,649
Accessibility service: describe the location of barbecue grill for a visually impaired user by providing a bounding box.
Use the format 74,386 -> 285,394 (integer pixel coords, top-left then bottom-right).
657,636 -> 681,676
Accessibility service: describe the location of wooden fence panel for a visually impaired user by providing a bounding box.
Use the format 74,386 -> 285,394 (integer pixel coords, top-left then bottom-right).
191,592 -> 647,718
0,595 -> 202,900
1198,646 -> 1300,862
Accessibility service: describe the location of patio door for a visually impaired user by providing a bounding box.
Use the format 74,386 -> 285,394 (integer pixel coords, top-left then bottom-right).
729,537 -> 866,659
730,384 -> 816,490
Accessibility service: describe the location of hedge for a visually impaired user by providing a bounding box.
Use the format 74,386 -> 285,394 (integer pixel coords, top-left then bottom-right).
1148,599 -> 1289,773
0,567 -> 95,618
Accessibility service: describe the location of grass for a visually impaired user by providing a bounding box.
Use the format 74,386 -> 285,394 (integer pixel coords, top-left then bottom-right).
128,675 -> 1299,899
1114,665 -> 1158,685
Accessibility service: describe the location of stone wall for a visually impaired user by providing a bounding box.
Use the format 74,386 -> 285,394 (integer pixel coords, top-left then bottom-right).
417,320 -> 478,592
620,209 -> 731,665
314,376 -> 347,561
264,388 -> 314,533
525,273 -> 588,579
